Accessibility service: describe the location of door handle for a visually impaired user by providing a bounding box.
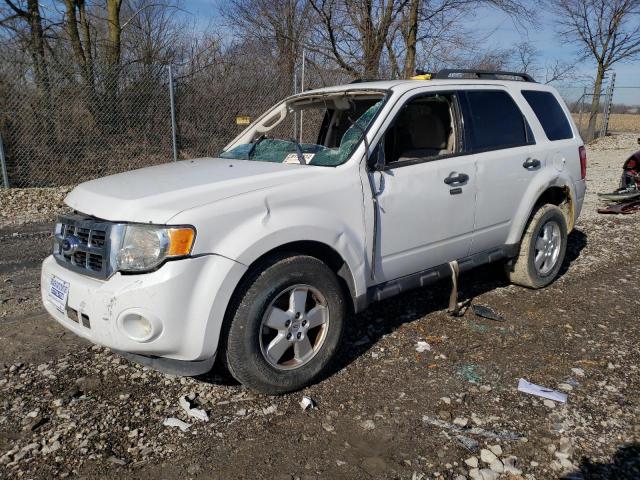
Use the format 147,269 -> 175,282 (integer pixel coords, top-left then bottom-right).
444,172 -> 469,185
523,158 -> 541,169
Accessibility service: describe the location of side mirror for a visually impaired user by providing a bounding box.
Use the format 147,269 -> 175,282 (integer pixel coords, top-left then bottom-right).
368,143 -> 385,171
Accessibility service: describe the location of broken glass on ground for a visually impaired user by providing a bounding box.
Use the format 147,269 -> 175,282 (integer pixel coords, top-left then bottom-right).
472,304 -> 506,322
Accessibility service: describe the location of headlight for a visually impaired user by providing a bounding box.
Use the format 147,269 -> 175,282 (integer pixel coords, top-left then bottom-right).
115,225 -> 195,272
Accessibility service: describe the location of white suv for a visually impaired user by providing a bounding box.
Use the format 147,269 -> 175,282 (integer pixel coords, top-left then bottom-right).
41,70 -> 587,394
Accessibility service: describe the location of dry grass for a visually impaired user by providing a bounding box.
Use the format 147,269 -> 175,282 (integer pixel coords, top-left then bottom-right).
571,113 -> 640,134
608,113 -> 640,133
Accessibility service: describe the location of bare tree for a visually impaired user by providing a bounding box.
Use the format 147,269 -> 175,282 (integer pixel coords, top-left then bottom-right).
1,0 -> 50,93
509,41 -> 575,83
61,0 -> 95,92
398,0 -> 531,78
552,0 -> 640,138
104,0 -> 122,128
512,40 -> 537,73
309,0 -> 410,78
222,0 -> 311,82
121,0 -> 187,77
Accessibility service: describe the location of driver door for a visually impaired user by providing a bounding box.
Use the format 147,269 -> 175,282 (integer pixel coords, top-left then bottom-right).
371,91 -> 477,283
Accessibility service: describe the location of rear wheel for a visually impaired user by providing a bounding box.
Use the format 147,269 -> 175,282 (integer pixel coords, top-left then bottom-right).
222,254 -> 346,394
506,204 -> 568,289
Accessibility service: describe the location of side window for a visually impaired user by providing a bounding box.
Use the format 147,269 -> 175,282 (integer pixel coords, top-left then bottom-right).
462,90 -> 532,152
521,90 -> 573,141
384,93 -> 458,165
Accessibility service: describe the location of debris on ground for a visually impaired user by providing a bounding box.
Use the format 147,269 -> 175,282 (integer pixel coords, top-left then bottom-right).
299,396 -> 316,410
597,139 -> 640,214
456,435 -> 480,452
163,417 -> 191,432
262,405 -> 277,415
179,395 -> 209,421
471,304 -> 506,322
457,364 -> 484,384
415,340 -> 431,352
517,378 -> 568,403
597,199 -> 640,214
422,416 -> 523,441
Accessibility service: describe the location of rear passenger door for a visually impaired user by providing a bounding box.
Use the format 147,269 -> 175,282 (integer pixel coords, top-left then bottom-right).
459,88 -> 538,254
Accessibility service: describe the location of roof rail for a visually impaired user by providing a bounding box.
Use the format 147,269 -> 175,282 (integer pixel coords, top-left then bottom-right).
434,69 -> 536,83
349,78 -> 382,84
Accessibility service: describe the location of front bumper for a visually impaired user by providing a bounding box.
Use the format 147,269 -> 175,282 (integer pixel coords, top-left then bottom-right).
41,254 -> 247,365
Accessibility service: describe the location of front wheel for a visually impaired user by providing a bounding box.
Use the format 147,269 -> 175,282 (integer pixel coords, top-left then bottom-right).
222,254 -> 346,394
506,204 -> 568,289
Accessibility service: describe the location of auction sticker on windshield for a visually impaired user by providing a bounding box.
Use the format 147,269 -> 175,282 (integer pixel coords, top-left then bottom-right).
48,275 -> 70,313
283,153 -> 315,164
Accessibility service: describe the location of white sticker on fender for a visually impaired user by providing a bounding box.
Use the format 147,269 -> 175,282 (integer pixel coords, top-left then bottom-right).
48,275 -> 70,313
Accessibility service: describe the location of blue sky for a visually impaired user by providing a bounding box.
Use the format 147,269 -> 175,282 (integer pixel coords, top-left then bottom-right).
183,0 -> 638,104
475,6 -> 639,105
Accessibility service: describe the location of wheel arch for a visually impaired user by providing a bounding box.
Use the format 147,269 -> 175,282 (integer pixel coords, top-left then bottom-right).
229,240 -> 359,316
508,181 -> 575,247
532,185 -> 574,229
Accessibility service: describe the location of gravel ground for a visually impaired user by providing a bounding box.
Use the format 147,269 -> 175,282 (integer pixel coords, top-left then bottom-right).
0,187 -> 72,228
1,136 -> 639,480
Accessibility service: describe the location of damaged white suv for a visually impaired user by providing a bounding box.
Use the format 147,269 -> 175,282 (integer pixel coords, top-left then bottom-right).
41,70 -> 586,394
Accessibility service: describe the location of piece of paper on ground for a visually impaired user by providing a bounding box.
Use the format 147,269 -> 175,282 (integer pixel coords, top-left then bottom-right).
518,378 -> 568,403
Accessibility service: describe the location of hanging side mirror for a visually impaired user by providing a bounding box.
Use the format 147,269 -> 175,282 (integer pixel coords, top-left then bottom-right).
368,143 -> 385,171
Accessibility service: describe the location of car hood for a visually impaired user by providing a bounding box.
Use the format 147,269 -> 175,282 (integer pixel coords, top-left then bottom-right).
65,157 -> 319,224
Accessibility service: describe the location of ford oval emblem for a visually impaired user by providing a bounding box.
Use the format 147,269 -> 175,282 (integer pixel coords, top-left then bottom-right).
61,235 -> 81,255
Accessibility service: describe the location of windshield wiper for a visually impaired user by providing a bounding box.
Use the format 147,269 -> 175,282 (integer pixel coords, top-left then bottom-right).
288,138 -> 307,165
247,134 -> 267,159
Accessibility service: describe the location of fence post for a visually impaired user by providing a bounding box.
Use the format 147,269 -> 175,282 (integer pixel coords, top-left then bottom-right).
577,87 -> 586,137
293,69 -> 298,139
168,65 -> 178,162
0,133 -> 8,188
600,72 -> 616,138
299,48 -> 306,141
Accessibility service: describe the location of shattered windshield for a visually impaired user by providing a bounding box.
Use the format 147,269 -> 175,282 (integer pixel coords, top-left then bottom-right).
220,91 -> 386,167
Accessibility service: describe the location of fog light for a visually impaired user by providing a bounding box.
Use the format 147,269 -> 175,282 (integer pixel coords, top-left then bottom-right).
119,310 -> 161,342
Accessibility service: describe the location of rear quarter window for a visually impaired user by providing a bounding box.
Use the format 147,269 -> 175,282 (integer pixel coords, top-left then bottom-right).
462,90 -> 532,152
521,90 -> 573,141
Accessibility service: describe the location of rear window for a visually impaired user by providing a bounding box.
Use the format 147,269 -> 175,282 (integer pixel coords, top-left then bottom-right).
463,90 -> 531,152
521,90 -> 573,141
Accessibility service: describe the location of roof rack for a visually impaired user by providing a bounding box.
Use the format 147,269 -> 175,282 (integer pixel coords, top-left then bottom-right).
434,69 -> 536,83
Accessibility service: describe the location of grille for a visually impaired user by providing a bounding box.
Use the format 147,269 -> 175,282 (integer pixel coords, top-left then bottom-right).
53,214 -> 115,279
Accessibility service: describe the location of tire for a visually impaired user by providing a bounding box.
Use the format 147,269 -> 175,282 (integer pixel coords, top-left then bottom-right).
221,253 -> 346,394
506,204 -> 568,289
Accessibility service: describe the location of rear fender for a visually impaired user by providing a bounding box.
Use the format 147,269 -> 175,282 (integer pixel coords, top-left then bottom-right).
506,171 -> 577,246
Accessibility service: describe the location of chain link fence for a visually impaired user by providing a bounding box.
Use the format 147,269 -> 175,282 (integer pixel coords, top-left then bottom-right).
0,60 -> 349,188
0,64 -> 173,188
557,80 -> 615,143
1,62 -> 636,189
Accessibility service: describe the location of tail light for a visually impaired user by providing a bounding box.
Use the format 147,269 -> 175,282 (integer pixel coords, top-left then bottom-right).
579,146 -> 587,179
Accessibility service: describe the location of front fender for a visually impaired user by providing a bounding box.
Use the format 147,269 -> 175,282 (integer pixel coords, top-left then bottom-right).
216,207 -> 367,293
170,166 -> 368,298
506,171 -> 578,246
